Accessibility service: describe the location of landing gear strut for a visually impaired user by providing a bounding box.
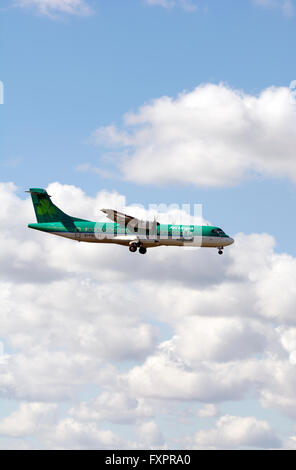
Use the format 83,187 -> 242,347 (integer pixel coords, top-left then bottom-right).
218,247 -> 224,255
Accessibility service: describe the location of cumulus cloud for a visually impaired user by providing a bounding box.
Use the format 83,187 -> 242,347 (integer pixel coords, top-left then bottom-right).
163,317 -> 273,364
92,84 -> 296,187
126,350 -> 258,403
186,415 -> 281,449
43,418 -> 122,450
0,401 -> 123,450
1,182 -> 296,448
0,402 -> 58,437
69,391 -> 153,424
15,0 -> 93,17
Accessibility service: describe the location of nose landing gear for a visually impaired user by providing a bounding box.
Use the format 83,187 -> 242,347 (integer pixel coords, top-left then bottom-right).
218,247 -> 224,255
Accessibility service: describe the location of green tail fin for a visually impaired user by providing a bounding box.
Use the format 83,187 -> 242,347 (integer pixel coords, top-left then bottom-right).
27,188 -> 87,223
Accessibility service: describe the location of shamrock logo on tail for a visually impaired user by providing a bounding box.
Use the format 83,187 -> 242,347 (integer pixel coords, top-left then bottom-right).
37,199 -> 57,217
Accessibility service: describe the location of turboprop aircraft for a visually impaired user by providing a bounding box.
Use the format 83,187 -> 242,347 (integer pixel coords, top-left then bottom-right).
27,188 -> 234,255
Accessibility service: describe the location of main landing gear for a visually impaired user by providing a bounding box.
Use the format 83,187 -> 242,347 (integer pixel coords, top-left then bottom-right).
218,247 -> 224,255
129,243 -> 147,254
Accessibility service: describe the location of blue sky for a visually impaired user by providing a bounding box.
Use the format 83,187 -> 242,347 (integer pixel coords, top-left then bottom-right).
1,0 -> 296,450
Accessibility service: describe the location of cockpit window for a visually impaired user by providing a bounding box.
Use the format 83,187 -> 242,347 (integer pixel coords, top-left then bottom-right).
212,228 -> 225,236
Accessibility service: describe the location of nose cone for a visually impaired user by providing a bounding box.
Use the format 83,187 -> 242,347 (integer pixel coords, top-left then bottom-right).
228,237 -> 234,245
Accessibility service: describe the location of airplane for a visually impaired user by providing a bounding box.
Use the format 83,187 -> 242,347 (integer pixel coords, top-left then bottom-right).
27,188 -> 234,255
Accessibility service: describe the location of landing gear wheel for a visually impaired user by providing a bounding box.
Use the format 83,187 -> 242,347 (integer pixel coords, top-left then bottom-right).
129,244 -> 137,253
139,247 -> 147,255
218,249 -> 223,255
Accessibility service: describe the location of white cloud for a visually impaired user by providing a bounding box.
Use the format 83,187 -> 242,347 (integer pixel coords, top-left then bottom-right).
0,402 -> 57,437
252,0 -> 294,17
186,415 -> 281,449
0,401 -> 123,449
197,404 -> 219,418
278,326 -> 296,364
127,352 -> 255,402
93,84 -> 296,187
0,350 -> 112,401
69,391 -> 153,424
285,434 -> 296,449
0,277 -> 157,359
44,418 -> 122,450
164,317 -> 273,364
15,0 -> 92,17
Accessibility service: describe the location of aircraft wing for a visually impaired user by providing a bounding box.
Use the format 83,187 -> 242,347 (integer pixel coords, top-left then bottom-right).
101,209 -> 138,227
101,209 -> 160,230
